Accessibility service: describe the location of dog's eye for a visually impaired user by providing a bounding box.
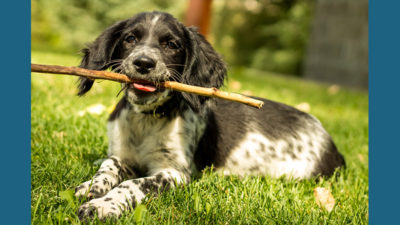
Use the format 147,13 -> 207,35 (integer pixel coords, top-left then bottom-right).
165,41 -> 178,50
125,35 -> 137,44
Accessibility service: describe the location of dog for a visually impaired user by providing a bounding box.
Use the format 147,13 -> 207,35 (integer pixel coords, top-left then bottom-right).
74,11 -> 345,220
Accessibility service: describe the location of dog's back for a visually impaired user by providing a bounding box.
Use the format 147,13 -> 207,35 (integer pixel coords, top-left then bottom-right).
195,98 -> 345,179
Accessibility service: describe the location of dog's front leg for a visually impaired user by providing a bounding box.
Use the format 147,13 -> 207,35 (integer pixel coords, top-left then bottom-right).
78,168 -> 188,220
75,156 -> 136,199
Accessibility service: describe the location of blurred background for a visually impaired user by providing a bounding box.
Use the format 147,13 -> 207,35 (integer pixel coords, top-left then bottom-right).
31,0 -> 368,90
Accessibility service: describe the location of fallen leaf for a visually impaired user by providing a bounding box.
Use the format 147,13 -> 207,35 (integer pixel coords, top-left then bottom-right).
314,187 -> 335,212
78,104 -> 106,116
52,131 -> 66,139
357,154 -> 365,163
295,102 -> 311,112
87,104 -> 106,114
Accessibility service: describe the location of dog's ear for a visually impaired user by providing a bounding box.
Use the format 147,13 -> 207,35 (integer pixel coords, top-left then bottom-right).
181,27 -> 227,112
77,20 -> 126,96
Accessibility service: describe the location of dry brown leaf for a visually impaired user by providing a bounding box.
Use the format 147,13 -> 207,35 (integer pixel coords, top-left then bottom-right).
314,187 -> 335,212
295,102 -> 311,112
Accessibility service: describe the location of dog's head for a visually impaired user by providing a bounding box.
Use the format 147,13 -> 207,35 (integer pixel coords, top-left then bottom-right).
78,11 -> 226,113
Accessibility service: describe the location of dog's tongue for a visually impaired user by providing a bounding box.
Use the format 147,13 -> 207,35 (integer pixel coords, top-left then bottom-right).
133,83 -> 157,92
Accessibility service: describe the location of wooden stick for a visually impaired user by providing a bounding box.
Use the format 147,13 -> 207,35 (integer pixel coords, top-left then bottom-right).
31,64 -> 264,109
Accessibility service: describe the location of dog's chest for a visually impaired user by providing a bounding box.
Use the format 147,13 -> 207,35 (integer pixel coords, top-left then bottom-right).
107,107 -> 204,172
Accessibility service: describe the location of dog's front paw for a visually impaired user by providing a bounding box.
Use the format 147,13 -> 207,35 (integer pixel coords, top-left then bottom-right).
78,197 -> 122,220
75,180 -> 108,199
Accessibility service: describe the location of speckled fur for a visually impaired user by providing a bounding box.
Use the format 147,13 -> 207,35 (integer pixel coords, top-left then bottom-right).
74,11 -> 345,220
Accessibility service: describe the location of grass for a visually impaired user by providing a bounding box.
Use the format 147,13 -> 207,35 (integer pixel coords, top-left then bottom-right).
31,50 -> 368,224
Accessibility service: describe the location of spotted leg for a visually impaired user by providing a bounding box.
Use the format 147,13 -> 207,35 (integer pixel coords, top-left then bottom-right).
75,156 -> 136,199
78,168 -> 188,220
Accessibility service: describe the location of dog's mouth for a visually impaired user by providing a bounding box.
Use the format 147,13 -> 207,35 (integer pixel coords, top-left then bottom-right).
125,80 -> 166,96
124,80 -> 171,108
131,82 -> 157,92
119,62 -> 171,94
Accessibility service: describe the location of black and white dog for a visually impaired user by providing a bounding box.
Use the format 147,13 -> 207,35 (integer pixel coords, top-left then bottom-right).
74,11 -> 345,219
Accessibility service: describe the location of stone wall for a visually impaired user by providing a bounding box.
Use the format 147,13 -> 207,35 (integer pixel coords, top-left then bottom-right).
303,0 -> 368,90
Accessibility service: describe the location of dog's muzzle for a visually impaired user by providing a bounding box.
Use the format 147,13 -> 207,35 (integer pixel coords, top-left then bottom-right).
133,55 -> 156,75
122,47 -> 170,93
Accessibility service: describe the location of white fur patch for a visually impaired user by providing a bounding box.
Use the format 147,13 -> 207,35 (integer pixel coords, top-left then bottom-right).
75,157 -> 122,198
107,107 -> 204,177
220,127 -> 327,179
151,15 -> 160,26
144,15 -> 161,45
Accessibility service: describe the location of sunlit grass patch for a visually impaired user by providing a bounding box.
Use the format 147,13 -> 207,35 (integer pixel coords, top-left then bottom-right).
31,51 -> 368,224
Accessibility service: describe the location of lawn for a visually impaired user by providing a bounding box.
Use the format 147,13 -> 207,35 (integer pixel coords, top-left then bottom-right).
31,50 -> 368,224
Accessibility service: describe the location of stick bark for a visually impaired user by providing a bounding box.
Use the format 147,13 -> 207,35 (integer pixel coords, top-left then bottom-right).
31,64 -> 264,109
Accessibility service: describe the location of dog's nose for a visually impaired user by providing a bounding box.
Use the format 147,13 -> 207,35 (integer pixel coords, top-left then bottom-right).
133,56 -> 156,74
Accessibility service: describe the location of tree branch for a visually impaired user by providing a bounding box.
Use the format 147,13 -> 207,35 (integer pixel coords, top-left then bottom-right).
31,63 -> 264,109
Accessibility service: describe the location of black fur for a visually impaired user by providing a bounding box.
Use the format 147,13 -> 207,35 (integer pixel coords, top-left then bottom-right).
78,20 -> 127,96
180,27 -> 226,112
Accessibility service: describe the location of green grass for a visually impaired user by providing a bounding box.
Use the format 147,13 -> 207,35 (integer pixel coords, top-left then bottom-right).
31,51 -> 368,224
